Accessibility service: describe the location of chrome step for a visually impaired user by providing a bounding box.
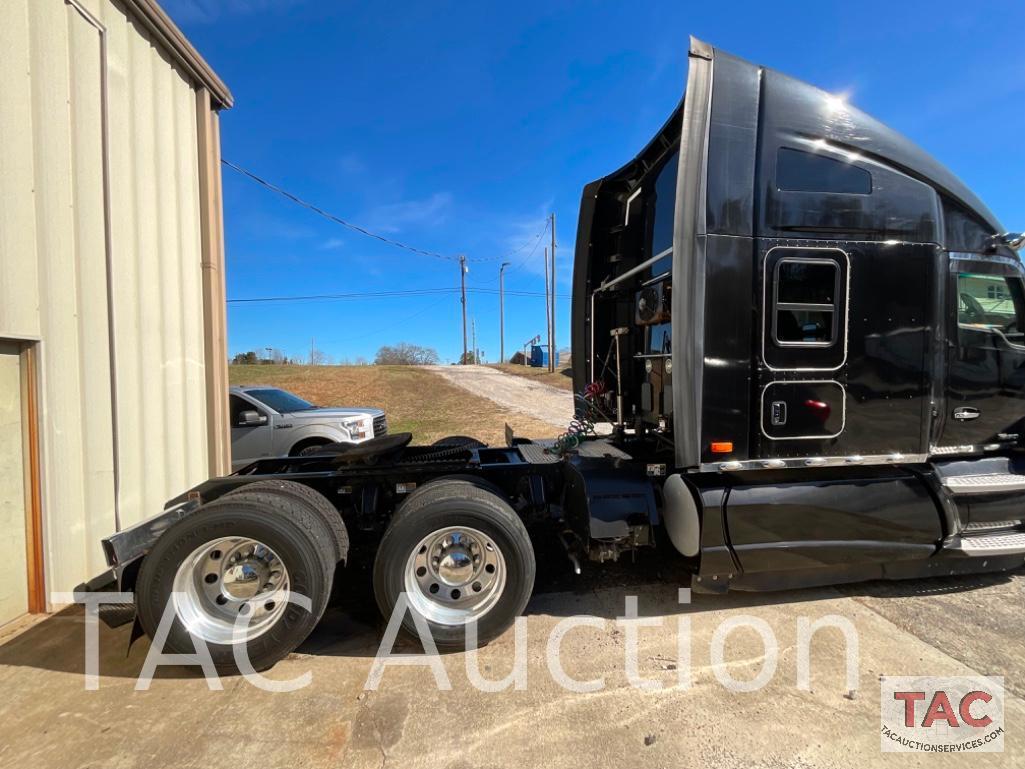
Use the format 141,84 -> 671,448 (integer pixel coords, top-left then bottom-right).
941,473 -> 1025,495
953,529 -> 1025,556
963,519 -> 1022,532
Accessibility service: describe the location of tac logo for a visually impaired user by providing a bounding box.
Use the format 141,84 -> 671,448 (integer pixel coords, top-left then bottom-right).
880,676 -> 1004,753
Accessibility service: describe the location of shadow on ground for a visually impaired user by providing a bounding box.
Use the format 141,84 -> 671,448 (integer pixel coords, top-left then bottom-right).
1,527 -> 1021,684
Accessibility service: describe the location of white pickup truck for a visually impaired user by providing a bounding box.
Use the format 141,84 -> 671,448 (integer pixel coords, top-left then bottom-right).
229,385 -> 386,470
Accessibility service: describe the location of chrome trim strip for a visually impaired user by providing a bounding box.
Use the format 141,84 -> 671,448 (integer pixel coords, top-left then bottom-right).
700,453 -> 928,473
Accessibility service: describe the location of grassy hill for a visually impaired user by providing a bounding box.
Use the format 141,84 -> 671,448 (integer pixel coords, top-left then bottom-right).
229,364 -> 556,445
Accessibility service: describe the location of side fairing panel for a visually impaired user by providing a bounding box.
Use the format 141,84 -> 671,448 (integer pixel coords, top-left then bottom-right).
725,469 -> 942,573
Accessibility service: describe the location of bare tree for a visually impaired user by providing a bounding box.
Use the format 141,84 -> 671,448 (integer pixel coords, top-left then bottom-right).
375,342 -> 440,365
308,345 -> 329,365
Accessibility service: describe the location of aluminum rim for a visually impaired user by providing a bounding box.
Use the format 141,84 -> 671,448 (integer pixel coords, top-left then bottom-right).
171,537 -> 290,645
404,526 -> 506,625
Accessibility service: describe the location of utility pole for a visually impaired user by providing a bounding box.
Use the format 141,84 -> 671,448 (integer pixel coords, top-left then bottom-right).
543,246 -> 551,372
471,317 -> 477,364
550,212 -> 556,372
499,261 -> 510,363
459,255 -> 468,364
309,337 -> 314,366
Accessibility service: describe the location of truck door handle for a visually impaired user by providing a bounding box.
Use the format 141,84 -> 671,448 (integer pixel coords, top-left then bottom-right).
952,406 -> 980,422
770,401 -> 787,426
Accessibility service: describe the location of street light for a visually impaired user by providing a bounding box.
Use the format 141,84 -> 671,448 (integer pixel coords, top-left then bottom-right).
499,261 -> 511,363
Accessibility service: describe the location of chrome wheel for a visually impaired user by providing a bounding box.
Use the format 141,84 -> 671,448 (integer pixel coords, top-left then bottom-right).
404,526 -> 506,625
171,537 -> 290,645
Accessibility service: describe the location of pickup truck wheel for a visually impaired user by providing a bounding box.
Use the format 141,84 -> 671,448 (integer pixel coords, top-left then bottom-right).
373,481 -> 534,650
297,441 -> 331,457
135,494 -> 332,673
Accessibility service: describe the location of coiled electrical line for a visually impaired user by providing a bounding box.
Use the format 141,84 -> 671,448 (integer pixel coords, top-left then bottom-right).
548,383 -> 609,456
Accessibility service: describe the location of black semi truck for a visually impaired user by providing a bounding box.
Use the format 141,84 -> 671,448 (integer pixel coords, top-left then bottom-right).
82,38 -> 1025,671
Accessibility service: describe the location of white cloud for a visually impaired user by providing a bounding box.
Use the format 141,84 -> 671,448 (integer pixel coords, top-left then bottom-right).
337,153 -> 366,176
319,237 -> 345,250
365,192 -> 453,233
493,204 -> 574,284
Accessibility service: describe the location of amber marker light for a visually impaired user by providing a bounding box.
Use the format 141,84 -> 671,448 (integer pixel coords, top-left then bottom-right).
710,441 -> 734,454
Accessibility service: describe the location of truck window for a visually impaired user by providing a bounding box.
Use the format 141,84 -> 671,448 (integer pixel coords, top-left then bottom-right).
957,273 -> 1025,346
229,394 -> 256,425
646,149 -> 679,276
776,147 -> 871,194
773,258 -> 840,346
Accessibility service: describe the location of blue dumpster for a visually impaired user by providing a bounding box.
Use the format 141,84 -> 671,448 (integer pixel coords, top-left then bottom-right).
530,345 -> 559,368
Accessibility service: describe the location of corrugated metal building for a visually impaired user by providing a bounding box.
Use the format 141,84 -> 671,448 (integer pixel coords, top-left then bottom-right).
0,0 -> 232,627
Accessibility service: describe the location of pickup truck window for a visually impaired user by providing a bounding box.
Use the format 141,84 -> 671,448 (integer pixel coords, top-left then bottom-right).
229,394 -> 261,425
245,388 -> 315,413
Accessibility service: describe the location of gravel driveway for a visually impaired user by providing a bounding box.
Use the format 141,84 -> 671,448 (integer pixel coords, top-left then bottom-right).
427,365 -> 573,428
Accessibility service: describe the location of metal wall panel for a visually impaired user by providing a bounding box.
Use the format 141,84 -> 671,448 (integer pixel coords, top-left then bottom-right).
0,0 -> 212,596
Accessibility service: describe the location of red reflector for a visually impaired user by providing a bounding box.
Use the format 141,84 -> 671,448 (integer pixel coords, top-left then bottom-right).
710,441 -> 733,454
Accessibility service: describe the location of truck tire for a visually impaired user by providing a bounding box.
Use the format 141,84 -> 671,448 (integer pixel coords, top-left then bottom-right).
135,493 -> 333,673
402,474 -> 506,509
373,480 -> 534,650
297,441 -> 331,457
224,480 -> 349,563
431,435 -> 486,449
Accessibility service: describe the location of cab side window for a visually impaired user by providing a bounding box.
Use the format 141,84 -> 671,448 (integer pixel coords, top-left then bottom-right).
957,273 -> 1025,346
230,394 -> 254,426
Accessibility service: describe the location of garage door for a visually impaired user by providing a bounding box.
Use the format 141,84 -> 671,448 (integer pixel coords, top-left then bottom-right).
0,342 -> 29,626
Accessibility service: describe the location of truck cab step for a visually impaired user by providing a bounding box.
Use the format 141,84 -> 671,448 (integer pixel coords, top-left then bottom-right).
941,473 -> 1025,495
952,529 -> 1025,556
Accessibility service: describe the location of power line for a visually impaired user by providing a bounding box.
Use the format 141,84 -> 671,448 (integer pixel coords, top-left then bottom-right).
222,158 -> 545,265
227,287 -> 459,304
222,159 -> 461,262
227,286 -> 569,305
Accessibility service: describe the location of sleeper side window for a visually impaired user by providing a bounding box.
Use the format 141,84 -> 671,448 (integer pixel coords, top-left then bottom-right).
763,247 -> 849,371
773,258 -> 840,346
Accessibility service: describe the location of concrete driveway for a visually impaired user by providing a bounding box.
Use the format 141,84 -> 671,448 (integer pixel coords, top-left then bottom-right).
1,548 -> 1023,769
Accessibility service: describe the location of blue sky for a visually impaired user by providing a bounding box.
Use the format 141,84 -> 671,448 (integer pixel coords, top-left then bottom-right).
165,0 -> 1025,364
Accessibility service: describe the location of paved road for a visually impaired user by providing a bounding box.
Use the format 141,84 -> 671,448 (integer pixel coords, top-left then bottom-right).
2,556 -> 1022,769
427,365 -> 573,428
